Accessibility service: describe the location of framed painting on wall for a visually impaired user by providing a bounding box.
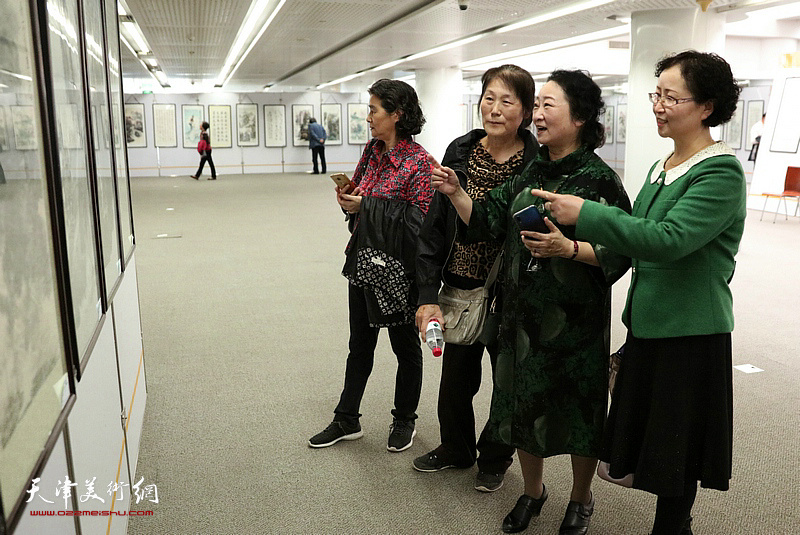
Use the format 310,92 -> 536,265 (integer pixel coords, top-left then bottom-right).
181,104 -> 204,148
724,100 -> 744,150
472,103 -> 480,131
57,103 -> 83,149
604,106 -> 614,145
124,102 -> 146,148
153,103 -> 177,148
292,104 -> 313,147
770,77 -> 800,153
745,100 -> 764,147
347,103 -> 368,145
11,105 -> 38,150
616,105 -> 627,144
237,103 -> 258,147
321,103 -> 342,146
208,105 -> 232,148
0,106 -> 8,151
264,105 -> 286,147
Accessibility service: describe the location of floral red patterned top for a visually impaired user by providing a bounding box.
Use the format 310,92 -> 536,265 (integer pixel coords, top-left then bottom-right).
352,138 -> 433,213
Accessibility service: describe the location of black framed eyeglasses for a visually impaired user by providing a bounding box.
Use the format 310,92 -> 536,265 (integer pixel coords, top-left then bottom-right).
648,93 -> 694,108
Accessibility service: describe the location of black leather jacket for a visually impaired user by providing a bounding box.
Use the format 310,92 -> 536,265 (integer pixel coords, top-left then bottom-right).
416,129 -> 538,305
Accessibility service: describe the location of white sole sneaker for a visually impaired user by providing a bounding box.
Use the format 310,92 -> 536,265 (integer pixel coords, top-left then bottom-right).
387,429 -> 416,452
308,429 -> 363,448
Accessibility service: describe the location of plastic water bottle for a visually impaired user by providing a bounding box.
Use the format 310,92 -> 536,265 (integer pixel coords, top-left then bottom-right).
426,318 -> 444,357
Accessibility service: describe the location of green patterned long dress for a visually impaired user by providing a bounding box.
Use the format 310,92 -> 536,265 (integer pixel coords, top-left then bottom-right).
464,145 -> 631,458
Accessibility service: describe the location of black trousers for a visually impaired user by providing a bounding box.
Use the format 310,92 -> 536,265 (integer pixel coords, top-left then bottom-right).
311,146 -> 326,174
334,283 -> 422,425
195,152 -> 216,178
437,341 -> 515,473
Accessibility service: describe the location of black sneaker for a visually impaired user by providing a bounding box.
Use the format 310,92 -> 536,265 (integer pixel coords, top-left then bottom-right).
475,471 -> 505,492
308,421 -> 363,448
413,450 -> 473,472
387,419 -> 416,452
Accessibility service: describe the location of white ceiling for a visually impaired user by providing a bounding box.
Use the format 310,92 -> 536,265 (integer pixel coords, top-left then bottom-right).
119,0 -> 800,93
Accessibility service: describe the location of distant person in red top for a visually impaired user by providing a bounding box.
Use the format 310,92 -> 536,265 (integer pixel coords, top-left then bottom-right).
309,79 -> 433,454
192,121 -> 216,180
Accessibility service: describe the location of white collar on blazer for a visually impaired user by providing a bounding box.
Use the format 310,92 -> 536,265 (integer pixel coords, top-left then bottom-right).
649,142 -> 735,186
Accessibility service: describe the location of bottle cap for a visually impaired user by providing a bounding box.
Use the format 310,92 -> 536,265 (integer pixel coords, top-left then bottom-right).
432,347 -> 442,357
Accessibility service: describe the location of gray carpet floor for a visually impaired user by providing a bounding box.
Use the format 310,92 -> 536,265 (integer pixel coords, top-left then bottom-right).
127,172 -> 799,534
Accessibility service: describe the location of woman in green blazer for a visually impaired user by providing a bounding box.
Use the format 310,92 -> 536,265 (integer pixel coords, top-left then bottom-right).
534,51 -> 746,535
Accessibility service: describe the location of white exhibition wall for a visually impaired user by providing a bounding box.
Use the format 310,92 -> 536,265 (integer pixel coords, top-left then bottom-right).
124,92 -> 369,177
125,82 -> 771,189
749,68 -> 800,211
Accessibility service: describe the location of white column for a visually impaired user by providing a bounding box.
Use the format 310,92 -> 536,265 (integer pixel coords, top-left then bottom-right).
624,8 -> 726,199
414,67 -> 463,161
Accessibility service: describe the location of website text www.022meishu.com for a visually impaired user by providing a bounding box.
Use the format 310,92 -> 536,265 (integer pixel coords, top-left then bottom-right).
30,510 -> 154,516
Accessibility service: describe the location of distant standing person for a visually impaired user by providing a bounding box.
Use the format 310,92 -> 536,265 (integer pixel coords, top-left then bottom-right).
748,113 -> 765,162
192,121 -> 216,180
309,117 -> 327,174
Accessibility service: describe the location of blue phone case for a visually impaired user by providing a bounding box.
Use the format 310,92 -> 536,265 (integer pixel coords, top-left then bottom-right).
513,205 -> 549,233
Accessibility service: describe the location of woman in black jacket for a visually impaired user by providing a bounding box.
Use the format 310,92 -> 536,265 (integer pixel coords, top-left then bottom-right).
413,64 -> 537,492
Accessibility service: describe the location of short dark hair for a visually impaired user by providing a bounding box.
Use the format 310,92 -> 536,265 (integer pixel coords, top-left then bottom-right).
368,79 -> 425,138
547,70 -> 605,150
201,121 -> 210,130
480,64 -> 535,135
655,50 -> 741,127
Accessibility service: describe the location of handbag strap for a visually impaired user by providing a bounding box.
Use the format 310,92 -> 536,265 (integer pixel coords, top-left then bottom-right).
484,250 -> 503,289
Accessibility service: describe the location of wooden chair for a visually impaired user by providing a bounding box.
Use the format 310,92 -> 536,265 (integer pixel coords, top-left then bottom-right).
760,166 -> 800,222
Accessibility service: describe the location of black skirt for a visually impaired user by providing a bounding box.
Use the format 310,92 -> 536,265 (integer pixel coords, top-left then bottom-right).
600,332 -> 733,497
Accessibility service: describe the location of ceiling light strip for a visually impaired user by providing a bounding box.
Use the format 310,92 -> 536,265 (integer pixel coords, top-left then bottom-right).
314,0 -> 615,91
269,0 -> 444,89
122,21 -> 149,55
316,34 -> 484,89
497,0 -> 616,34
459,26 -> 627,69
217,0 -> 287,87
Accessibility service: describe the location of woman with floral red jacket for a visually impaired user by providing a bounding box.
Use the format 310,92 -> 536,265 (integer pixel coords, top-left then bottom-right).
309,79 -> 433,454
192,121 -> 216,180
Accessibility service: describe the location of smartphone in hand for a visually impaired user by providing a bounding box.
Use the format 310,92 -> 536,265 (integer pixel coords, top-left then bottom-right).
513,205 -> 549,234
330,173 -> 353,192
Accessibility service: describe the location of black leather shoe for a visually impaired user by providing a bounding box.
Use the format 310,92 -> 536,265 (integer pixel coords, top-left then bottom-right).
502,486 -> 548,533
559,493 -> 594,535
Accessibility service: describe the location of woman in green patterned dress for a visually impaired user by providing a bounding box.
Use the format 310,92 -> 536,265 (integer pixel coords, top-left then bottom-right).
430,70 -> 631,535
